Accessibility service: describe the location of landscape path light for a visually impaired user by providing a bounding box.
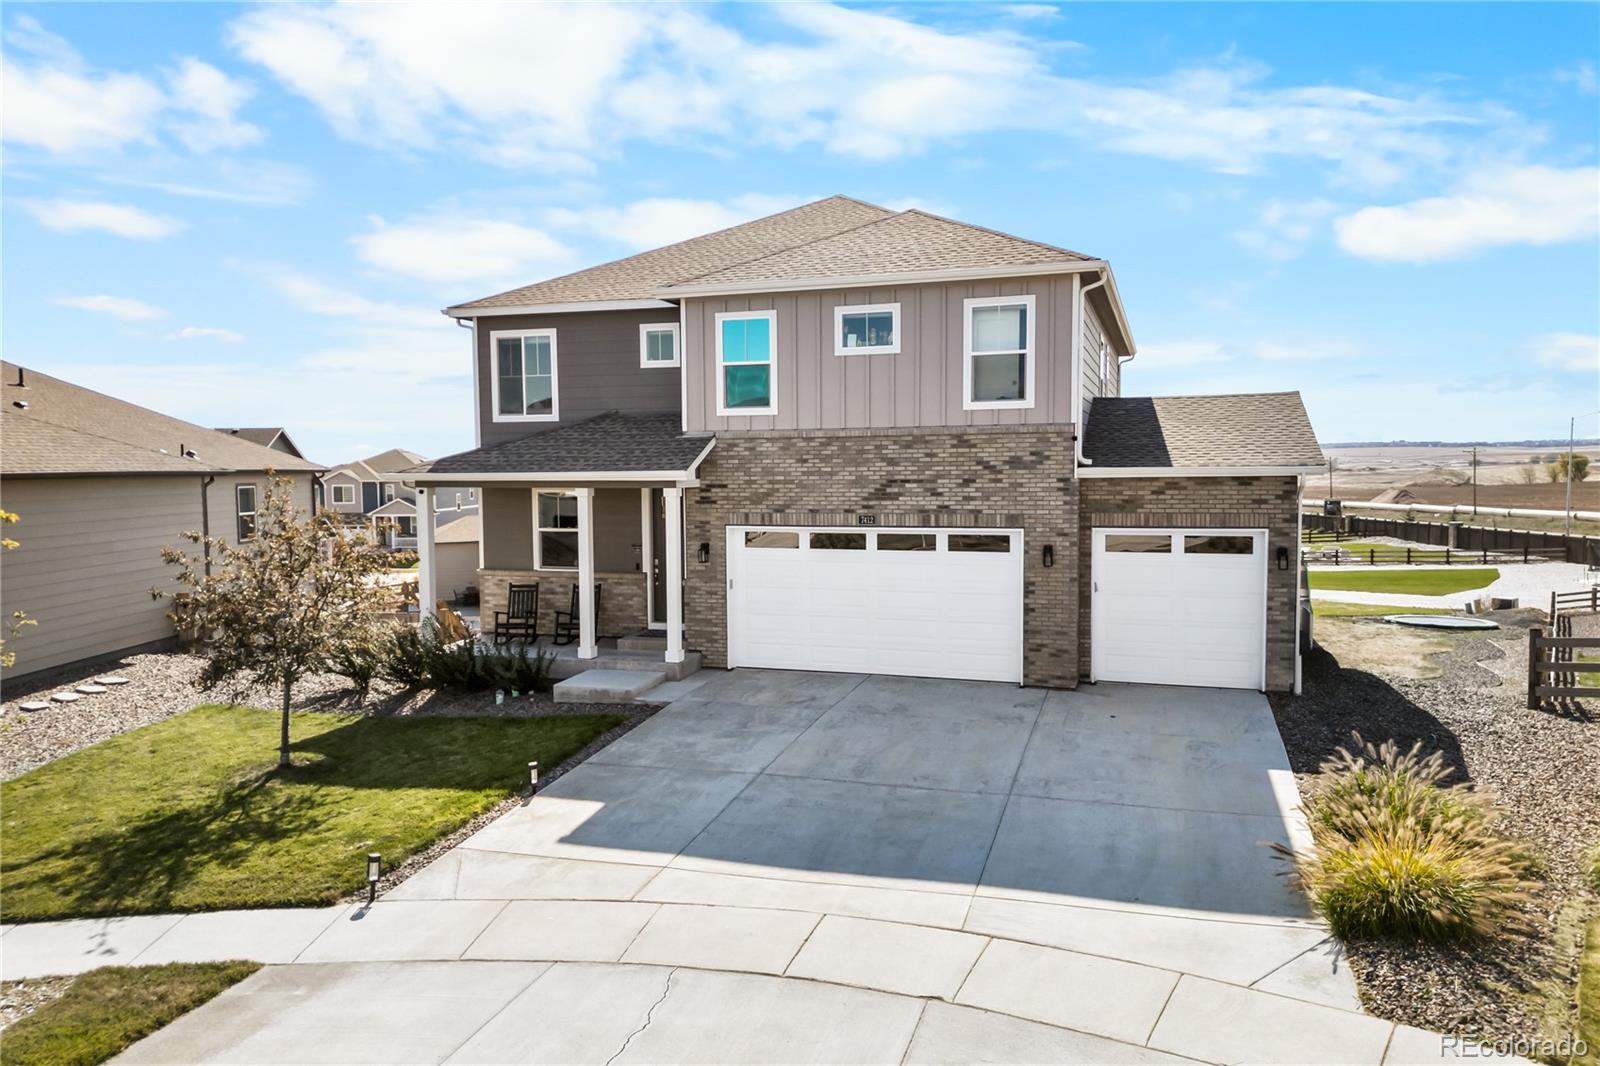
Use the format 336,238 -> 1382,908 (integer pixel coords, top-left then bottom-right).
366,852 -> 381,906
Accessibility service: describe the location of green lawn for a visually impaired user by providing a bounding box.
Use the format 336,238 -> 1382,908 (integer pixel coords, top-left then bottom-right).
0,705 -> 620,921
1580,918 -> 1600,1066
1311,602 -> 1460,619
1307,568 -> 1499,596
0,962 -> 259,1066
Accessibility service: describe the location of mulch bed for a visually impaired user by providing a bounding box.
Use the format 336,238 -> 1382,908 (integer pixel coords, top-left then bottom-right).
1269,608 -> 1600,1045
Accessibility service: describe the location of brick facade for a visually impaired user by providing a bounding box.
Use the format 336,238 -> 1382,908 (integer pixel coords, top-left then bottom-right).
479,569 -> 647,640
1077,476 -> 1301,692
684,425 -> 1080,688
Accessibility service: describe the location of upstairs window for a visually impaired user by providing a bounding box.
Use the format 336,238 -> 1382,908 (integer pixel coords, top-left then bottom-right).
536,491 -> 579,569
716,310 -> 776,416
640,323 -> 680,368
235,484 -> 258,542
835,303 -> 900,355
382,482 -> 396,503
330,483 -> 355,506
964,295 -> 1035,410
492,329 -> 558,421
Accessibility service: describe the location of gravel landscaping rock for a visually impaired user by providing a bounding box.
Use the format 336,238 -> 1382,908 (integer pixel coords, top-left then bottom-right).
1270,608 -> 1600,1046
0,975 -> 73,1030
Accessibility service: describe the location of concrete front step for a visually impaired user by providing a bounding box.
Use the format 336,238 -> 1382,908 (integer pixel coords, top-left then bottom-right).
546,650 -> 702,682
553,669 -> 669,704
616,633 -> 669,653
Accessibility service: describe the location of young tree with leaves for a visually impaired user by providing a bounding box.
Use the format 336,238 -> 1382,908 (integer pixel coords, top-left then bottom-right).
1,507 -> 36,669
159,475 -> 394,767
1547,453 -> 1590,483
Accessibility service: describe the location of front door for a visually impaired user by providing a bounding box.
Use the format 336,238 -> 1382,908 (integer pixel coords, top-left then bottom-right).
649,488 -> 667,626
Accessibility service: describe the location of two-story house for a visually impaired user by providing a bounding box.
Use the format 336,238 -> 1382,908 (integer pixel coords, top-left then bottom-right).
324,448 -> 476,549
410,197 -> 1324,693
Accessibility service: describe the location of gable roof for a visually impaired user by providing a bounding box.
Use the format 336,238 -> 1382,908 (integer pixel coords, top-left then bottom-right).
661,210 -> 1094,294
1080,393 -> 1324,471
368,497 -> 416,519
364,447 -> 426,474
446,196 -> 894,313
414,412 -> 713,481
215,426 -> 307,458
2,363 -> 322,478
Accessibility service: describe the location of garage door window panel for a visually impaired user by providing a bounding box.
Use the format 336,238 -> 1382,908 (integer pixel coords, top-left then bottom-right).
1106,534 -> 1171,553
878,533 -> 937,552
716,311 -> 776,416
1185,535 -> 1255,554
810,532 -> 866,550
745,530 -> 798,548
949,534 -> 1011,553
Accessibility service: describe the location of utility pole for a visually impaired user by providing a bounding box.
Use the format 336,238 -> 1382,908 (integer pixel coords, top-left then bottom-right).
1566,410 -> 1600,537
1467,446 -> 1477,517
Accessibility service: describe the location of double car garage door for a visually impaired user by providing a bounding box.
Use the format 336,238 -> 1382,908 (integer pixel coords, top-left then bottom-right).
725,524 -> 1268,690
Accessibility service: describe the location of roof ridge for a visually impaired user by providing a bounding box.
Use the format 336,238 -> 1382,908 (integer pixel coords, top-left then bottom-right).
455,195 -> 893,309
670,205 -> 915,287
893,208 -> 1095,261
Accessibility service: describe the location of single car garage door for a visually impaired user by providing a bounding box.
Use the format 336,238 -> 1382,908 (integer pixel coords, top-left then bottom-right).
1091,528 -> 1267,690
727,526 -> 1023,683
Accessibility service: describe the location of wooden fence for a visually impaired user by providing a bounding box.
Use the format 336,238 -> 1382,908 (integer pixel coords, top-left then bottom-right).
1302,540 -> 1561,566
1527,622 -> 1599,707
1552,588 -> 1600,617
1304,513 -> 1600,565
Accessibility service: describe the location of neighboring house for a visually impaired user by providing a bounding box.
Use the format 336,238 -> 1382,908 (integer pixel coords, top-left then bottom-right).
322,448 -> 476,549
214,427 -> 310,460
1,363 -> 323,679
410,196 -> 1324,692
432,513 -> 482,604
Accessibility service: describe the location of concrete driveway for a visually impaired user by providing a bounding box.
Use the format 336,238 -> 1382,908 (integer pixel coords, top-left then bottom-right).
122,672 -> 1407,1065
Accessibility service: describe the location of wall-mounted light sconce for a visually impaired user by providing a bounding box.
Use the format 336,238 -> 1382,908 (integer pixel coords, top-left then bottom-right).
697,542 -> 710,564
1275,546 -> 1290,571
1042,545 -> 1055,568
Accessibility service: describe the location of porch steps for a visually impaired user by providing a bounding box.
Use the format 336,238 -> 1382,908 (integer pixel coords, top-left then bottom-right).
545,649 -> 703,682
616,633 -> 669,653
553,669 -> 669,704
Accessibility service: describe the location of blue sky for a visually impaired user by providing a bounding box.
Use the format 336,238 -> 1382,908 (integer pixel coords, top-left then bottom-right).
4,1 -> 1597,464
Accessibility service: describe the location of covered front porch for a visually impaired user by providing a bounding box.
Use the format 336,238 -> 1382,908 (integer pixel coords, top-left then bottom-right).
409,412 -> 714,672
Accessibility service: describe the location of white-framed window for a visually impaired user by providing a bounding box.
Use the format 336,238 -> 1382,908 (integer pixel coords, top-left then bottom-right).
235,484 -> 258,542
963,294 -> 1036,410
330,482 -> 355,506
382,482 -> 396,503
490,328 -> 559,422
715,309 -> 777,416
396,515 -> 417,538
535,491 -> 579,570
834,302 -> 900,356
639,322 -> 680,368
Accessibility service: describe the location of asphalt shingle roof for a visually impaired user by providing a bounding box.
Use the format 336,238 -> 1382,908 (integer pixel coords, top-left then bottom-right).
448,196 -> 894,311
664,210 -> 1093,289
1081,393 -> 1324,470
417,412 -> 713,478
3,363 -> 323,478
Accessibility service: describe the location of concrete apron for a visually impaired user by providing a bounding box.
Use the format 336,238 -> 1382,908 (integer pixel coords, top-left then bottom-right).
16,672 -> 1513,1064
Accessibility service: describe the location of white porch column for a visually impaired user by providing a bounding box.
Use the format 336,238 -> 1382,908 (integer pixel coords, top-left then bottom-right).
575,487 -> 597,659
663,485 -> 685,664
416,488 -> 437,626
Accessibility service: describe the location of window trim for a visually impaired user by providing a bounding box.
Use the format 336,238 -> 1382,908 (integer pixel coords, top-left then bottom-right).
833,302 -> 901,356
962,294 -> 1036,412
533,490 -> 580,571
329,482 -> 355,506
714,309 -> 778,418
382,482 -> 396,503
489,327 -> 560,424
639,322 -> 681,369
235,483 -> 258,542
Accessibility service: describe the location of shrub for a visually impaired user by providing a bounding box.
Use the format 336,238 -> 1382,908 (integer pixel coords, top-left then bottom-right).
379,621 -> 551,693
481,641 -> 553,694
388,549 -> 420,568
1284,736 -> 1536,941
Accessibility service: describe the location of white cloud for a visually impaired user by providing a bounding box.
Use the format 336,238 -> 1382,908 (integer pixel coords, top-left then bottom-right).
1232,199 -> 1336,260
52,294 -> 167,321
167,326 -> 244,343
1001,5 -> 1063,19
547,194 -> 809,250
262,269 -> 441,329
352,215 -> 573,285
1252,340 -> 1357,362
1529,332 -> 1599,372
2,15 -> 259,156
20,198 -> 185,240
1132,341 -> 1236,369
1553,61 -> 1597,94
1335,165 -> 1600,262
226,2 -> 1510,183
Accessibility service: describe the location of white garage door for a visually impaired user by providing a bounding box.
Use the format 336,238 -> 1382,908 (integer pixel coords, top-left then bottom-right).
727,526 -> 1023,683
1091,528 -> 1267,690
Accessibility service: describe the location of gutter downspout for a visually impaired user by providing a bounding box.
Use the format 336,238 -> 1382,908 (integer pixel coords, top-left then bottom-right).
200,475 -> 216,576
1073,270 -> 1109,467
452,314 -> 479,448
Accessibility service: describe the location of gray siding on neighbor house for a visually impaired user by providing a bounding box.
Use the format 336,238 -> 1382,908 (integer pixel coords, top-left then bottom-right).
474,309 -> 682,448
681,275 -> 1081,434
435,542 -> 480,602
323,471 -> 365,514
0,475 -> 202,677
478,485 -> 640,573
222,472 -> 316,549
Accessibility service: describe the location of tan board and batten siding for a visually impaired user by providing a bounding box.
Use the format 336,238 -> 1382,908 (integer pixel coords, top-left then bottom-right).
476,308 -> 681,449
1079,297 -> 1115,425
682,276 -> 1083,433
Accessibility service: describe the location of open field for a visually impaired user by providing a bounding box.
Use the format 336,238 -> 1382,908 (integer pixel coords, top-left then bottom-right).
1307,568 -> 1498,595
1320,443 -> 1600,514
